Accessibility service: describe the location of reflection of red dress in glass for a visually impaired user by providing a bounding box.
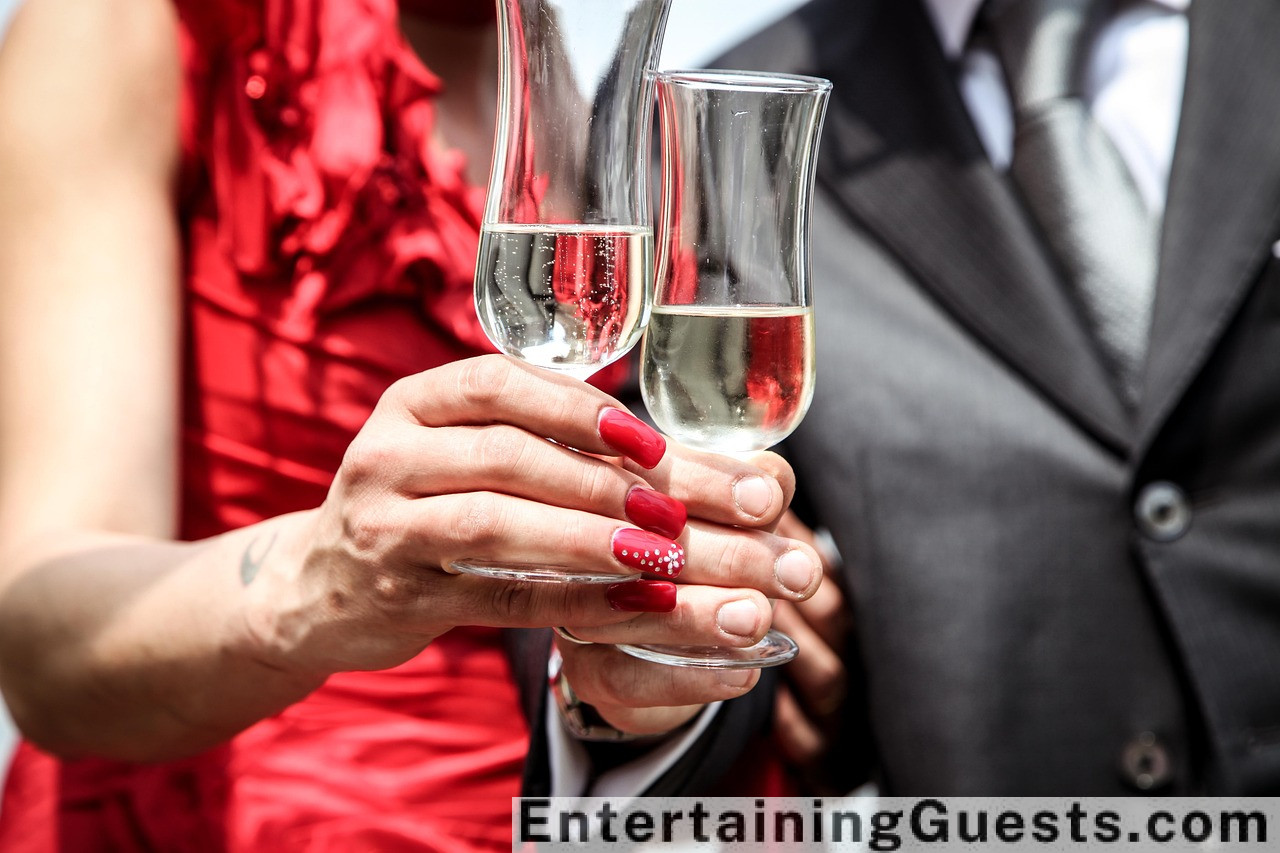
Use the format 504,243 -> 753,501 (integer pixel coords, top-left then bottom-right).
0,0 -> 612,848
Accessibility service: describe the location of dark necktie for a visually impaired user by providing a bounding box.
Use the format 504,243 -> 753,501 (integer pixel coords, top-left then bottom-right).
982,0 -> 1159,403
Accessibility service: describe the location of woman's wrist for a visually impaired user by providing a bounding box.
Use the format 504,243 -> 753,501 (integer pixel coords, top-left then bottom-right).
234,509 -> 337,686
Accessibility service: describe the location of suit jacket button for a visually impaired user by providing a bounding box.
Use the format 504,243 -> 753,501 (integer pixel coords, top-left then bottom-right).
1135,481 -> 1191,542
1120,731 -> 1173,791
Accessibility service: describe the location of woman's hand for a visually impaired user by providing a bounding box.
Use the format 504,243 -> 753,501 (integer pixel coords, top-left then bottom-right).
243,356 -> 823,691
553,452 -> 823,736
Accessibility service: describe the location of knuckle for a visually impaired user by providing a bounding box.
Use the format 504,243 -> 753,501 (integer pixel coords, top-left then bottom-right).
557,588 -> 605,627
712,533 -> 759,584
450,492 -> 507,553
663,458 -> 707,505
455,355 -> 512,409
668,596 -> 703,636
541,382 -> 586,425
472,425 -> 528,479
484,580 -> 535,623
369,571 -> 421,609
808,655 -> 846,690
600,658 -> 650,707
370,375 -> 411,417
341,434 -> 400,484
558,648 -> 607,702
578,462 -> 621,510
383,374 -> 416,405
342,503 -> 397,559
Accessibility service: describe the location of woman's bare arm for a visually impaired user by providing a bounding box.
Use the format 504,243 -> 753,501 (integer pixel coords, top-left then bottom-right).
0,0 -> 330,759
0,0 -> 181,546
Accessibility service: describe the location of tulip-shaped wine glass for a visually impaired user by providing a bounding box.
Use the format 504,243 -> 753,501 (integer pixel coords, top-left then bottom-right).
618,70 -> 832,668
449,0 -> 672,584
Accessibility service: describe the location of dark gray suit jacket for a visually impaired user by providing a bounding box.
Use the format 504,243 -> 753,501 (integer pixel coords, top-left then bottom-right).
691,0 -> 1280,795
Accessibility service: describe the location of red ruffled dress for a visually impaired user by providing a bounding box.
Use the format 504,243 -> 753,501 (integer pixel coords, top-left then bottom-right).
0,0 -> 592,849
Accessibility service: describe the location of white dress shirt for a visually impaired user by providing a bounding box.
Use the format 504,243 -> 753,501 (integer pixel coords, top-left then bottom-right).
924,0 -> 1191,213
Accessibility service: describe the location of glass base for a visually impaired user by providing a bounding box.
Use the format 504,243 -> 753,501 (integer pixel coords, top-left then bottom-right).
615,628 -> 799,669
447,558 -> 640,585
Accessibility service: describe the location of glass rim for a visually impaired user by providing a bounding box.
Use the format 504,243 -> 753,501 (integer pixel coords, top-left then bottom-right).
655,69 -> 832,94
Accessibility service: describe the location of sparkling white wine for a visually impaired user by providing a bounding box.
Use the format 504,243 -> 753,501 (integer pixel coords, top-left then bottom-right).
476,224 -> 653,378
642,305 -> 815,452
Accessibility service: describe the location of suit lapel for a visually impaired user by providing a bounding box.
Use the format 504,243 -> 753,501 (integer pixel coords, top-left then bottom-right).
1137,0 -> 1280,448
805,0 -> 1132,453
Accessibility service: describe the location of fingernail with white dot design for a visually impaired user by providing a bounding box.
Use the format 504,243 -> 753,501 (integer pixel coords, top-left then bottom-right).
612,528 -> 686,578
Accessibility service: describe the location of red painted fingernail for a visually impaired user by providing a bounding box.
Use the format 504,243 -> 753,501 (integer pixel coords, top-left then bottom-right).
624,487 -> 687,540
598,408 -> 666,469
606,580 -> 677,612
612,528 -> 686,577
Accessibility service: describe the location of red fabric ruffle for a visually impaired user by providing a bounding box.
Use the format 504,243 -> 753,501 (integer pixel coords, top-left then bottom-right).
177,0 -> 492,349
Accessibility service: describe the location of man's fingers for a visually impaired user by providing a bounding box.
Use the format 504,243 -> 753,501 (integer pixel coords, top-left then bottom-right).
773,601 -> 847,718
791,574 -> 848,652
559,643 -> 760,718
774,684 -> 826,765
773,511 -> 848,648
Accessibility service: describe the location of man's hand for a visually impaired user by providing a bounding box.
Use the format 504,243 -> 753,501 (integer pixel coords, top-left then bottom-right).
771,512 -> 860,793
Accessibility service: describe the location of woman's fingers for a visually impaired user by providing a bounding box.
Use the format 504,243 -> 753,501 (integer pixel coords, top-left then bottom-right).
677,519 -> 824,601
382,356 -> 800,530
426,574 -> 647,632
630,447 -> 796,530
772,599 -> 856,794
369,356 -> 805,546
381,493 -> 820,601
255,536 -> 660,677
383,355 -> 667,468
562,585 -> 773,648
389,493 -> 685,580
772,600 -> 848,719
371,423 -> 687,537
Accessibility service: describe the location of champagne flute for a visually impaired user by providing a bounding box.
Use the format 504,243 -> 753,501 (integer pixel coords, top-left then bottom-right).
619,70 -> 831,667
450,0 -> 673,584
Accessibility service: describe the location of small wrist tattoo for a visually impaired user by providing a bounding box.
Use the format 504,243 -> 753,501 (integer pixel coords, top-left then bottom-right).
240,532 -> 278,586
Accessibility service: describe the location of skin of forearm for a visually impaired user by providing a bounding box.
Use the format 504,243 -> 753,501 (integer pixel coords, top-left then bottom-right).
0,515 -> 327,762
